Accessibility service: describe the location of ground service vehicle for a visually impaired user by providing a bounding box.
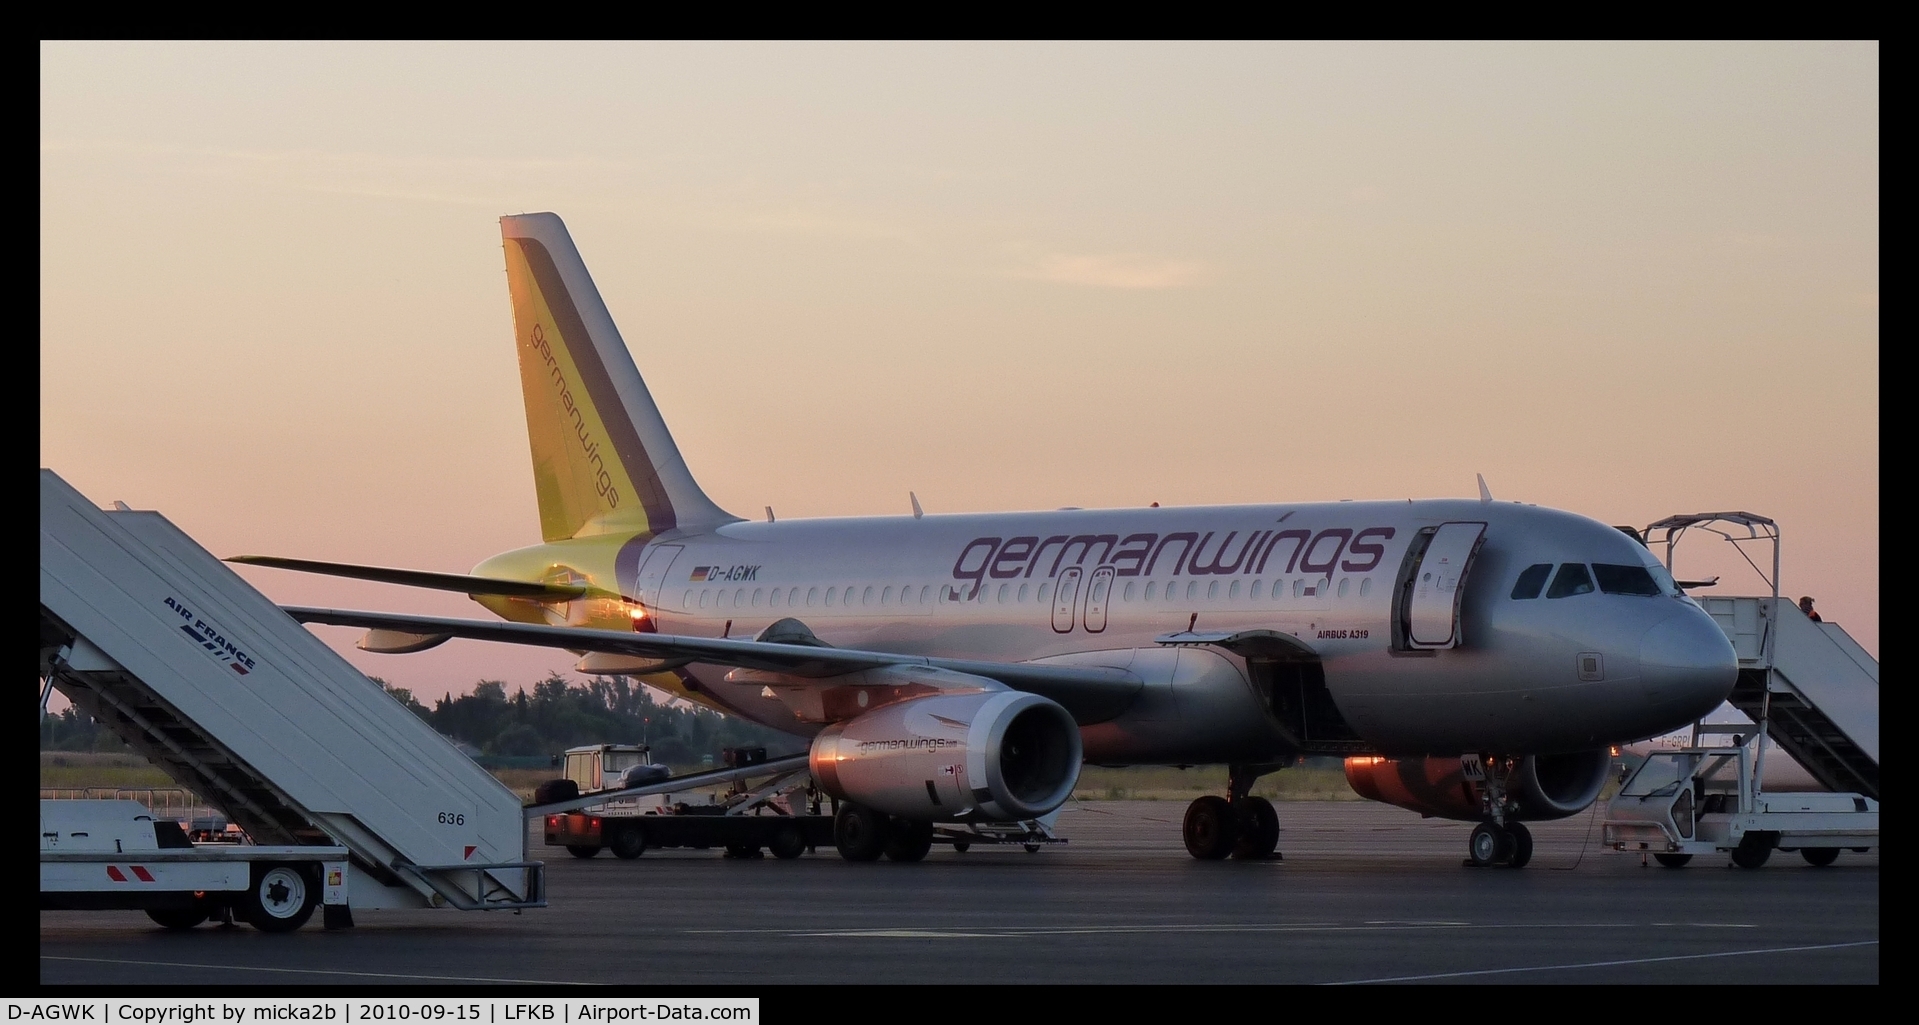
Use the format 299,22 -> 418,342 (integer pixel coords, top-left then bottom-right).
40,799 -> 348,932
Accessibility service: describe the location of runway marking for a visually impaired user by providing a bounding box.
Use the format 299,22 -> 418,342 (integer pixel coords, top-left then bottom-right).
39,955 -> 586,986
1327,940 -> 1879,984
701,921 -> 1713,939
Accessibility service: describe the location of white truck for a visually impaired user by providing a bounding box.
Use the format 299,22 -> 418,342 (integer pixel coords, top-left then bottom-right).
40,799 -> 349,931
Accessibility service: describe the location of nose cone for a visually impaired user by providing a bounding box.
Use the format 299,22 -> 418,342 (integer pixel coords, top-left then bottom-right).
1639,609 -> 1738,721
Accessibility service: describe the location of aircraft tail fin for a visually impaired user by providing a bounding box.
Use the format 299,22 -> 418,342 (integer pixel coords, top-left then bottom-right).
499,213 -> 737,541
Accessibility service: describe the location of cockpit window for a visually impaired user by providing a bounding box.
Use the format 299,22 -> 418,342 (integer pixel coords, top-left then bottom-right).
1510,563 -> 1553,599
1647,562 -> 1681,596
1593,563 -> 1662,596
1545,563 -> 1594,598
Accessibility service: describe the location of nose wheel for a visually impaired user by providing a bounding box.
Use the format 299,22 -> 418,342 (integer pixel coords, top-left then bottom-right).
1466,820 -> 1532,868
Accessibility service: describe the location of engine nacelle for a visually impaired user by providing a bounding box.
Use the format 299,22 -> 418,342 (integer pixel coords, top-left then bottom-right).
1344,750 -> 1612,822
810,690 -> 1082,823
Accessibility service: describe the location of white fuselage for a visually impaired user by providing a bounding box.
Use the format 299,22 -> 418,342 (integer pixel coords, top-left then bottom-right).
610,498 -> 1736,762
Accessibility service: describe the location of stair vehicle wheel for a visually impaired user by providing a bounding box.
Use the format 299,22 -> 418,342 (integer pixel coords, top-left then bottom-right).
834,803 -> 888,862
1182,795 -> 1238,860
1730,836 -> 1772,870
1653,852 -> 1693,868
1231,797 -> 1281,859
884,819 -> 935,862
145,906 -> 209,930
1023,843 -> 1042,854
723,843 -> 762,859
566,844 -> 602,859
241,863 -> 317,933
1468,821 -> 1510,867
1801,847 -> 1840,867
610,825 -> 647,860
1504,820 -> 1533,868
952,842 -> 970,853
768,824 -> 807,860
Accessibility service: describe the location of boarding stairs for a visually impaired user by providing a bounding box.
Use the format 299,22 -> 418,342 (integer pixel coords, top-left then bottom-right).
39,469 -> 542,914
1701,596 -> 1878,800
1643,512 -> 1878,802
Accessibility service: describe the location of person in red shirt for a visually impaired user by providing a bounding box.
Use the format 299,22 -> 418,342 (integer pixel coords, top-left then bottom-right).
1798,596 -> 1823,622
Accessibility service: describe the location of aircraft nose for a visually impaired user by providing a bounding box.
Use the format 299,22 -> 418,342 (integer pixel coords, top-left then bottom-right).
1639,608 -> 1738,719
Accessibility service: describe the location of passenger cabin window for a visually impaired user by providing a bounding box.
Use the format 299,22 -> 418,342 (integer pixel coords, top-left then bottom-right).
1511,563 -> 1553,599
1593,564 -> 1662,596
1546,563 -> 1595,598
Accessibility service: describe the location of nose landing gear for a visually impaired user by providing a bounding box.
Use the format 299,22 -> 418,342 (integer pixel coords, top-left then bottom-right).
1463,756 -> 1534,867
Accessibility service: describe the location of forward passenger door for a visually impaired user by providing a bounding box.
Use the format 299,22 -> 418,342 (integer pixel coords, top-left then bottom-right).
1396,522 -> 1486,649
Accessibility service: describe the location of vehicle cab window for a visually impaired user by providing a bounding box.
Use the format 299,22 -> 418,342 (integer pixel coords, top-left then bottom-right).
1510,563 -> 1553,599
1546,563 -> 1594,598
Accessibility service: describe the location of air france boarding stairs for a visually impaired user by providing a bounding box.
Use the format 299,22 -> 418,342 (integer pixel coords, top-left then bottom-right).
39,469 -> 543,930
1605,513 -> 1878,867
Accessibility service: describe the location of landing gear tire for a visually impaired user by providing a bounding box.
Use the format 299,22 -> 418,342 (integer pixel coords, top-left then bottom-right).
610,826 -> 647,860
884,819 -> 935,862
566,844 -> 601,859
1230,797 -> 1280,860
834,803 -> 888,862
1468,821 -> 1512,867
1653,852 -> 1693,868
768,824 -> 807,860
1801,847 -> 1840,867
146,906 -> 209,930
240,863 -> 317,933
1183,795 -> 1237,860
1504,821 -> 1533,868
952,842 -> 970,853
1731,836 -> 1772,870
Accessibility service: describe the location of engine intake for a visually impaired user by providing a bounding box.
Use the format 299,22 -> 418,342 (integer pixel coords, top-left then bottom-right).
1344,750 -> 1611,822
811,690 -> 1081,822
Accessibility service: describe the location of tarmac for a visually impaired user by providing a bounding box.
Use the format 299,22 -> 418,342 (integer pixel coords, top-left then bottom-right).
39,800 -> 1879,986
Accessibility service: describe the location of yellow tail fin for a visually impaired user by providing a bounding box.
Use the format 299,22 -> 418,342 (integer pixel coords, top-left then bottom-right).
500,213 -> 735,541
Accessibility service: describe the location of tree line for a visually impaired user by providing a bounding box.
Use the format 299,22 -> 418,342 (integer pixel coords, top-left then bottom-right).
41,674 -> 801,767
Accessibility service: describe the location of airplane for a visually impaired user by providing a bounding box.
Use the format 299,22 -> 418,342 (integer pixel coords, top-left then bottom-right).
233,212 -> 1739,868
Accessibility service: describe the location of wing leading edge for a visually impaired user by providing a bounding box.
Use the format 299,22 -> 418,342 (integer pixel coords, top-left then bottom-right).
282,606 -> 1144,725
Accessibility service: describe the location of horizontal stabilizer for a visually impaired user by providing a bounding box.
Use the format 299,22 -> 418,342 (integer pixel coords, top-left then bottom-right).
226,556 -> 589,600
283,606 -> 1143,725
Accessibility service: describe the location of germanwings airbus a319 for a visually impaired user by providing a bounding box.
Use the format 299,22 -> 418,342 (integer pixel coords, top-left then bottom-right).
238,212 -> 1738,867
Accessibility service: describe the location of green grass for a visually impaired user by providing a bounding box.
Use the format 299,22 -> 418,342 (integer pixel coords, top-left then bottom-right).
39,752 -> 179,791
1072,764 -> 1360,802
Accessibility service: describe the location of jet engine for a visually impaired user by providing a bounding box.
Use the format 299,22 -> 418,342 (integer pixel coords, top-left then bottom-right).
1343,750 -> 1612,822
810,690 -> 1082,822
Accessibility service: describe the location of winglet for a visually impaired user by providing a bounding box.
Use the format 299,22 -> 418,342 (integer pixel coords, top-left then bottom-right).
910,492 -> 924,520
1477,474 -> 1493,503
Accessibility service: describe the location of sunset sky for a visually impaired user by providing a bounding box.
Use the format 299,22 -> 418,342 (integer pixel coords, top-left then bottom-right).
41,42 -> 1878,705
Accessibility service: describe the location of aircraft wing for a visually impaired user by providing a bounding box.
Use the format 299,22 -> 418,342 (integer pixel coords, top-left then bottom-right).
282,606 -> 1144,724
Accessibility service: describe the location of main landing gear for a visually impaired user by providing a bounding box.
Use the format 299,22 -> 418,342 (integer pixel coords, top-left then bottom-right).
1182,763 -> 1284,861
1464,756 -> 1532,868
